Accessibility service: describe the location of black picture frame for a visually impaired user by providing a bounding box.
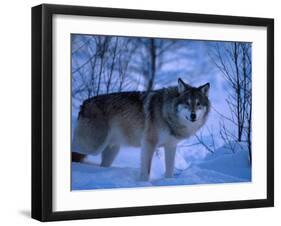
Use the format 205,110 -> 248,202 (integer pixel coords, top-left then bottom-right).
32,3 -> 274,222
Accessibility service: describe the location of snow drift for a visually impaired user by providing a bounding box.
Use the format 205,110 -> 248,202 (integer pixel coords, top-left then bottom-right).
72,142 -> 251,190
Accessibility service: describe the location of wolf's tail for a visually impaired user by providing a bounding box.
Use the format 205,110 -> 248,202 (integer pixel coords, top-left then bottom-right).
72,152 -> 86,162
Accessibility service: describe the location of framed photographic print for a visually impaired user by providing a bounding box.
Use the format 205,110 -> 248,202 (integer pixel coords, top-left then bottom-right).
31,4 -> 274,221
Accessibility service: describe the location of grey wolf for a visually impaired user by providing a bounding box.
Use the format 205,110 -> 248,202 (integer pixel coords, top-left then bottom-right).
72,78 -> 210,181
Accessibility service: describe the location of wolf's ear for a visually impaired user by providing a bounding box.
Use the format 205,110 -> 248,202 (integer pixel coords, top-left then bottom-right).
199,83 -> 210,96
178,78 -> 191,93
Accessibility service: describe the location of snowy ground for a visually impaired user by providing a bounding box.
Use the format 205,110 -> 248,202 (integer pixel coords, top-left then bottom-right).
71,142 -> 251,190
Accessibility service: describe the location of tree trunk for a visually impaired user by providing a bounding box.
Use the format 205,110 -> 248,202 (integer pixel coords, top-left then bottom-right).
106,37 -> 118,93
147,38 -> 156,92
234,43 -> 242,142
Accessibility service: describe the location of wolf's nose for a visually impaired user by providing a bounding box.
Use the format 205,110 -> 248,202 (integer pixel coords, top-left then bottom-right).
190,113 -> 196,120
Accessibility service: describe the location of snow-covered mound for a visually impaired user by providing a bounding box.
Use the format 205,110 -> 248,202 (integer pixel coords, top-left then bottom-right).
72,162 -> 151,190
72,163 -> 246,190
72,142 -> 251,190
72,144 -> 251,190
198,142 -> 251,180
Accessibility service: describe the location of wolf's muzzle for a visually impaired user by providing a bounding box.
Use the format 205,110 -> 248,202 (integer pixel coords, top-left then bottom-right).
190,112 -> 196,121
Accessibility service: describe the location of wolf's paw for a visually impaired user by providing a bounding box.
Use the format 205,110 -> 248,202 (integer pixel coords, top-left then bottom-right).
164,172 -> 174,178
139,173 -> 150,181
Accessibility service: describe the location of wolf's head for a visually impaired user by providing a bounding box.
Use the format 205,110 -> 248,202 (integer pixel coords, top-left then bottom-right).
176,78 -> 210,123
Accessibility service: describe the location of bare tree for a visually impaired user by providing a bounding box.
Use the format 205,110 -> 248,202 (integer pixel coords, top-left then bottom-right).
71,35 -> 138,100
195,126 -> 216,154
209,42 -> 252,163
105,37 -> 118,93
130,38 -> 179,93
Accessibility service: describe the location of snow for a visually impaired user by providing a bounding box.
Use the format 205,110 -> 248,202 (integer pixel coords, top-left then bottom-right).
198,142 -> 251,180
72,142 -> 251,190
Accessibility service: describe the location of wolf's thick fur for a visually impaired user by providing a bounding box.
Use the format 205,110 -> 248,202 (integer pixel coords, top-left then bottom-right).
72,78 -> 210,180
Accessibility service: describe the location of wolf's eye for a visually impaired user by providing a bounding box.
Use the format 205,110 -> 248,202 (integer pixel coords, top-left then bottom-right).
196,102 -> 200,106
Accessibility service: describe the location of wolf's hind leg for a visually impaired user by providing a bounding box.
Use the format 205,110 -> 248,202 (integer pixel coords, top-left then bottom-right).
164,143 -> 177,178
100,145 -> 120,167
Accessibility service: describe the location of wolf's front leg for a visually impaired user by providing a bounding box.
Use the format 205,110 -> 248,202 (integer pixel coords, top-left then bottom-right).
164,143 -> 177,178
140,140 -> 156,181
